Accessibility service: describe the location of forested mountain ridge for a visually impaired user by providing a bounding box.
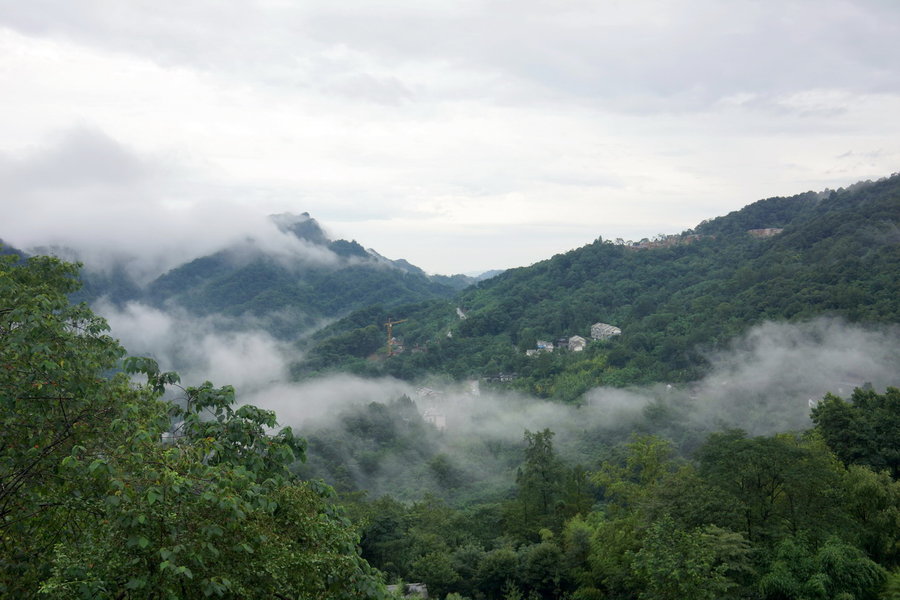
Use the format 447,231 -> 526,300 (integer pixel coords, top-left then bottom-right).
55,213 -> 478,338
299,175 -> 900,397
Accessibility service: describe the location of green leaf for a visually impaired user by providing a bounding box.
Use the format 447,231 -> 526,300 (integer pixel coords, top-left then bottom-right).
147,487 -> 162,505
125,577 -> 146,590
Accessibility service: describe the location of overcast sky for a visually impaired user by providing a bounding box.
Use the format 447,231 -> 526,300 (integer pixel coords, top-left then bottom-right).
2,0 -> 899,275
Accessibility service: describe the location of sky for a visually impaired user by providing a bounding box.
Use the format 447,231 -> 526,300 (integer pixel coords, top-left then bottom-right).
2,0 -> 899,275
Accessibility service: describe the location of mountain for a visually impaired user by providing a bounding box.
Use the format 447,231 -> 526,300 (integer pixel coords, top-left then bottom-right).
64,213 -> 475,338
0,240 -> 25,259
298,175 -> 900,397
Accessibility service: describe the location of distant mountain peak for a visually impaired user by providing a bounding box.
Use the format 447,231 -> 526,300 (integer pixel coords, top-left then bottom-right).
269,212 -> 329,246
328,238 -> 370,259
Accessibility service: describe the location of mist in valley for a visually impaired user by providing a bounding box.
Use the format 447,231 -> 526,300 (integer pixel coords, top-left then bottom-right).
97,298 -> 900,503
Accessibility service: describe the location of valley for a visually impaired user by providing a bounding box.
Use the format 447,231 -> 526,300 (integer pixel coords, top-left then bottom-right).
3,175 -> 899,599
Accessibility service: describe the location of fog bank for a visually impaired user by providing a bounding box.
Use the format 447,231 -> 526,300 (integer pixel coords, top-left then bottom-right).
96,303 -> 900,500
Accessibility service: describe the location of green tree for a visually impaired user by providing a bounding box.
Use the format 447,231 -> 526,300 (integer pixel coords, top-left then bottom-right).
452,543 -> 485,599
410,550 -> 459,599
697,430 -> 846,544
0,254 -> 137,592
0,254 -> 388,598
519,540 -> 565,599
758,536 -> 886,600
811,387 -> 900,479
592,434 -> 680,514
476,547 -> 520,600
631,515 -> 732,600
506,429 -> 566,540
839,465 -> 900,569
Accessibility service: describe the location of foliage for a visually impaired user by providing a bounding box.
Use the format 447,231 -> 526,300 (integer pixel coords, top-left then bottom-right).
839,465 -> 900,568
301,174 -> 900,398
0,254 -> 387,598
758,536 -> 886,600
631,515 -> 732,600
811,387 -> 900,479
0,254 -> 134,592
330,405 -> 900,600
506,429 -> 566,540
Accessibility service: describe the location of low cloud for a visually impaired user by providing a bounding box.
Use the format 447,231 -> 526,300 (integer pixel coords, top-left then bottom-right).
95,299 -> 899,500
688,318 -> 899,433
98,306 -> 899,442
97,300 -> 292,392
263,318 -> 898,438
243,375 -> 416,427
192,319 -> 900,496
2,128 -> 345,282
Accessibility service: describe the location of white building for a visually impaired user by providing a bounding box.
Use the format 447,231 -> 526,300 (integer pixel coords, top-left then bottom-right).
422,408 -> 446,431
568,335 -> 587,351
590,322 -> 622,340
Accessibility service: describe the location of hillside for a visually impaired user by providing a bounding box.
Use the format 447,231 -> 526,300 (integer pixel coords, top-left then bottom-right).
297,175 -> 900,398
68,213 -> 476,338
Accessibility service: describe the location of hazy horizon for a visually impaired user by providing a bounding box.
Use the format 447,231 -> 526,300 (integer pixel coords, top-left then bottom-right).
3,1 -> 900,274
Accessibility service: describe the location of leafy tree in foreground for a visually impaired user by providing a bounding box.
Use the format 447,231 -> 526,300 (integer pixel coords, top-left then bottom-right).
0,254 -> 131,592
0,254 -> 387,599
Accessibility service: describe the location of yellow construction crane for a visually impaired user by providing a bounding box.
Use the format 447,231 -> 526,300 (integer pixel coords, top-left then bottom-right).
384,317 -> 408,356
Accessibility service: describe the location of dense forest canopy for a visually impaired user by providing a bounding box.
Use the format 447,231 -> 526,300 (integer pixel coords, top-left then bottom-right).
298,175 -> 900,400
318,392 -> 900,600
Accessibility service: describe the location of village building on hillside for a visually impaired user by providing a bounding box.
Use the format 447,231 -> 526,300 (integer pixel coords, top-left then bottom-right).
568,335 -> 587,352
591,322 -> 622,340
416,387 -> 441,399
526,325 -> 619,356
387,583 -> 428,598
422,408 -> 446,431
747,228 -> 784,238
484,373 -> 518,383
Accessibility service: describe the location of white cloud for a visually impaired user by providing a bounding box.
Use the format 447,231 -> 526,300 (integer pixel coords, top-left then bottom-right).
0,126 -> 345,280
97,300 -> 292,392
1,1 -> 899,274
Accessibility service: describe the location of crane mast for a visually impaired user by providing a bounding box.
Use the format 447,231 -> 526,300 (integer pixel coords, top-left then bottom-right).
384,318 -> 408,356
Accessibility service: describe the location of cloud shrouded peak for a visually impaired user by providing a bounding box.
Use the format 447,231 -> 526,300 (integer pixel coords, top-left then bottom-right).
1,1 -> 899,274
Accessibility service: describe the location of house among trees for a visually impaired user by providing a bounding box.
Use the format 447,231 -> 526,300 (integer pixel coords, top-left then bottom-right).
590,322 -> 622,340
422,408 -> 446,431
568,335 -> 587,352
416,387 -> 442,399
747,228 -> 784,238
387,582 -> 428,598
485,373 -> 518,383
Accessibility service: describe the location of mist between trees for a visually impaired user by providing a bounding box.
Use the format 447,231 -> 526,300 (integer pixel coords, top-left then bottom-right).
98,298 -> 899,503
